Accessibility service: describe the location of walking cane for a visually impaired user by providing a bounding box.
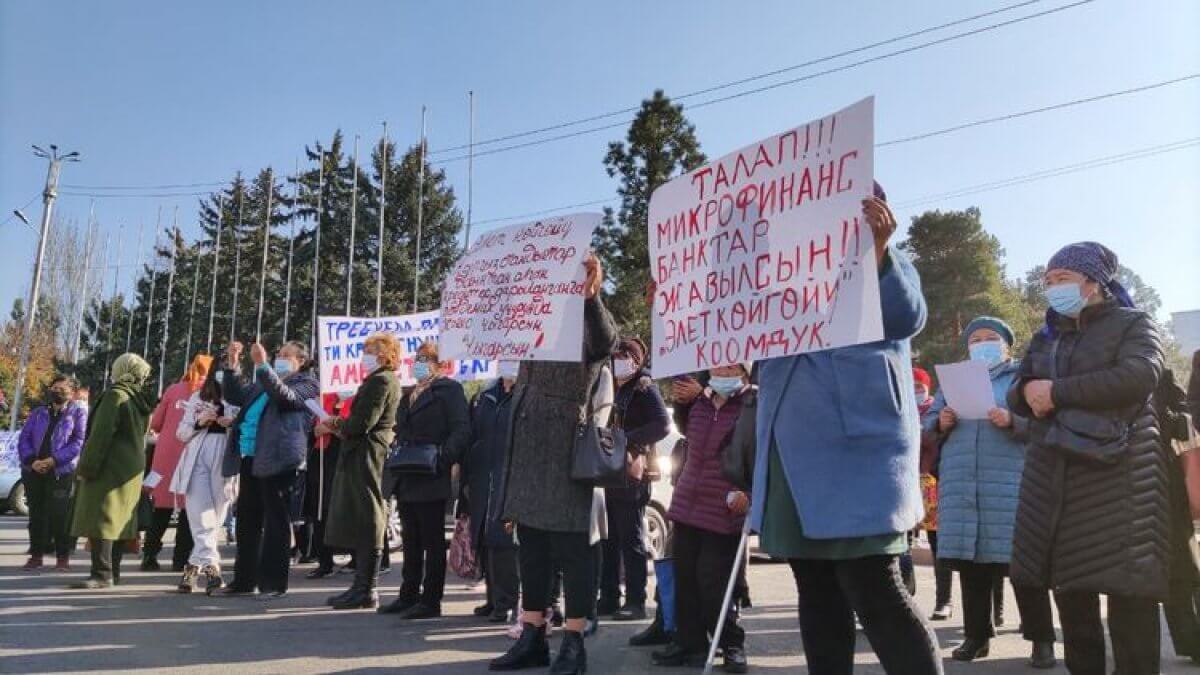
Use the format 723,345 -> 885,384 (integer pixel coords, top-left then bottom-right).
703,516 -> 753,675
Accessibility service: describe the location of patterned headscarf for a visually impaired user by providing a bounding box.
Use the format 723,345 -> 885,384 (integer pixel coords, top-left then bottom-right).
181,354 -> 213,393
1041,241 -> 1135,337
111,353 -> 152,387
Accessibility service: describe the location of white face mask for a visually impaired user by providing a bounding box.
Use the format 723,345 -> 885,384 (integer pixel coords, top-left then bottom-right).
613,358 -> 637,380
361,353 -> 380,372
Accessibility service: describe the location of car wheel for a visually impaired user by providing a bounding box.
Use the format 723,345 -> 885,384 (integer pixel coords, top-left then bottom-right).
386,497 -> 403,552
644,504 -> 670,561
9,481 -> 28,517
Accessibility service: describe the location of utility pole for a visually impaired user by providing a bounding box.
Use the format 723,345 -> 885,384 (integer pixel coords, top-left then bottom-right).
10,145 -> 79,431
413,106 -> 427,312
71,207 -> 96,364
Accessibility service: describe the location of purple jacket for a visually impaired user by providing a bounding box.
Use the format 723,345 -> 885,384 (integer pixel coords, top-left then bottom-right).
18,403 -> 87,477
668,390 -> 747,536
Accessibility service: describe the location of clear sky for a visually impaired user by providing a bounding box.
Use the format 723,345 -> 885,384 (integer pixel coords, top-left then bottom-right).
2,1 -> 1198,324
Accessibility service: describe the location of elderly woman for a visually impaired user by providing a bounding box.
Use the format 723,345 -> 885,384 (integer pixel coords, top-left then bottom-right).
490,254 -> 616,674
69,354 -> 154,589
1010,242 -> 1169,675
377,340 -> 471,620
927,317 -> 1055,667
318,333 -> 402,610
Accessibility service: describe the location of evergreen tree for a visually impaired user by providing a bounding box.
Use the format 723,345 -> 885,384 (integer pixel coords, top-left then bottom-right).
593,90 -> 706,342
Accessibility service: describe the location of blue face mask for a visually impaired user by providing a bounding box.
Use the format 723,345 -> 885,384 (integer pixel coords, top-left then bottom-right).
1045,282 -> 1089,317
273,359 -> 294,376
214,371 -> 224,385
709,376 -> 743,398
968,340 -> 1006,368
412,362 -> 432,381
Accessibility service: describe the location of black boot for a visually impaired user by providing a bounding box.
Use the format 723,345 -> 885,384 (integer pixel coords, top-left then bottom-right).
489,623 -> 550,671
952,638 -> 990,661
333,548 -> 380,610
377,594 -> 418,615
629,609 -> 671,647
1029,641 -> 1056,669
550,630 -> 586,674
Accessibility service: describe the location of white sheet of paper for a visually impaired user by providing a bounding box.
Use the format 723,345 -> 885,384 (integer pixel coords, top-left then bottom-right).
304,399 -> 331,422
142,470 -> 163,489
934,360 -> 995,420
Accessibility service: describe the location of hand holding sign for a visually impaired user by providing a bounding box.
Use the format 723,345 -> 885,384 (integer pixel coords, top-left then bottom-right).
583,253 -> 603,300
862,196 -> 897,267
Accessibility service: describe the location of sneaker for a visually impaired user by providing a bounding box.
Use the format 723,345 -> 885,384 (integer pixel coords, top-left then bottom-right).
930,604 -> 953,621
202,565 -> 225,595
177,565 -> 200,593
54,556 -> 71,572
723,646 -> 749,673
22,556 -> 44,571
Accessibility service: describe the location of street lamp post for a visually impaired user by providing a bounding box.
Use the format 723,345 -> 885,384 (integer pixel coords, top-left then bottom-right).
9,145 -> 79,430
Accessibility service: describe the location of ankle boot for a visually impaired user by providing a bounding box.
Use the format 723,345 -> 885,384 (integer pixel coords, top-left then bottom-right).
489,623 -> 550,671
952,638 -> 990,661
333,548 -> 380,610
629,611 -> 670,647
550,630 -> 586,674
1030,641 -> 1056,669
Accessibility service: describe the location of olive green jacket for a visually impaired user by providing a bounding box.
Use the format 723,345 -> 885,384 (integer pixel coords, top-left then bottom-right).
71,382 -> 153,541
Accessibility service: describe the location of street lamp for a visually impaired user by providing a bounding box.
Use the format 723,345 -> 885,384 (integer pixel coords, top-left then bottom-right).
9,144 -> 80,430
12,210 -> 30,226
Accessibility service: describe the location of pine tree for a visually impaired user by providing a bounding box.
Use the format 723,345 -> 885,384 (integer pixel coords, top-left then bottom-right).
593,90 -> 706,342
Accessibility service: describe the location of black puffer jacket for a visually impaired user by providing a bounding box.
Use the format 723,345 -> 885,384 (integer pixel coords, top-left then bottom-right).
1008,301 -> 1169,600
391,377 -> 471,503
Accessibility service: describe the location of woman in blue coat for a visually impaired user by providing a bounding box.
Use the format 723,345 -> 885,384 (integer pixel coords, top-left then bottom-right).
752,185 -> 942,674
926,317 -> 1055,668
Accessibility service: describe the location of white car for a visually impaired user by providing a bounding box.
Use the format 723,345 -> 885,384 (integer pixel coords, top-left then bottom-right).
0,431 -> 28,516
644,416 -> 684,561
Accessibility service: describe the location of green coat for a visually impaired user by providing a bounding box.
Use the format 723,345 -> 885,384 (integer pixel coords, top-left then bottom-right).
324,368 -> 401,550
70,383 -> 153,541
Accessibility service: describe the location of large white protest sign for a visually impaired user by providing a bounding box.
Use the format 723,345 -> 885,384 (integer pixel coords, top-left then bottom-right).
440,213 -> 600,363
648,97 -> 882,378
316,311 -> 495,395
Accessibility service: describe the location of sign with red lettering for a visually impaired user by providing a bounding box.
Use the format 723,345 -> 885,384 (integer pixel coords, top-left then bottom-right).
648,97 -> 882,378
440,213 -> 600,362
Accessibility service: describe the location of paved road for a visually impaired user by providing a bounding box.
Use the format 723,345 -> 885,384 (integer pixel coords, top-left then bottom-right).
0,517 -> 1191,673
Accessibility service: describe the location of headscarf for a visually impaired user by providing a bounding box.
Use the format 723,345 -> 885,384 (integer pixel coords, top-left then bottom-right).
1041,241 -> 1135,338
615,336 -> 648,368
111,353 -> 152,388
182,354 -> 213,393
962,316 -> 1015,347
912,367 -> 932,390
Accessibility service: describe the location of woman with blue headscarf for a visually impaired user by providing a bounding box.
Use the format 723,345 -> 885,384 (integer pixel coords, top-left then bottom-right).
1008,242 -> 1168,675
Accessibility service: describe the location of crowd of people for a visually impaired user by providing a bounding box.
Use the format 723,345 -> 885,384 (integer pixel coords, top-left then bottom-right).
13,192 -> 1200,675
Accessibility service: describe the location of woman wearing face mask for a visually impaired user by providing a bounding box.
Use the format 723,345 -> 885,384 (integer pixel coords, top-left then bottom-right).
220,340 -> 320,600
651,363 -> 753,673
598,337 -> 671,622
913,368 -> 955,621
378,341 -> 471,620
927,317 -> 1056,668
317,333 -> 403,610
1009,242 -> 1168,675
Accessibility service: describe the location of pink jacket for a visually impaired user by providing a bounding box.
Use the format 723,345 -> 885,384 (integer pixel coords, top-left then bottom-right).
148,382 -> 193,508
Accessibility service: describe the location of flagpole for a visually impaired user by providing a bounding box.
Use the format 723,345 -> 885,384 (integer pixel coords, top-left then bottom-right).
206,194 -> 224,353
413,106 -> 427,312
103,224 -> 124,373
157,214 -> 179,396
125,219 -> 145,352
283,159 -> 299,341
183,227 -> 202,369
376,121 -> 388,318
256,168 -> 273,343
311,153 -> 325,350
71,206 -> 96,364
230,187 -> 244,342
143,206 -> 163,355
466,91 -> 474,250
347,135 -> 359,315
98,234 -> 113,383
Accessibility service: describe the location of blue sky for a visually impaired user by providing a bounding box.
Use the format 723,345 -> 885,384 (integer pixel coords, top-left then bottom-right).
2,1 -> 1198,324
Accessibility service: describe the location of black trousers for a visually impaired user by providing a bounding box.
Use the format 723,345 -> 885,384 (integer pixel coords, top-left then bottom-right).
601,497 -> 649,606
484,545 -> 520,613
927,531 -> 952,607
231,457 -> 264,591
259,469 -> 298,593
143,507 -> 193,566
88,539 -> 126,582
1055,591 -> 1160,675
790,556 -> 942,675
24,471 -> 74,557
958,563 -> 1054,642
673,523 -> 745,652
519,525 -> 592,619
398,499 -> 447,606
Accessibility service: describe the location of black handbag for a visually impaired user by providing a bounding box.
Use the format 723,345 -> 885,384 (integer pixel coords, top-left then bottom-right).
570,370 -> 628,488
1042,338 -> 1133,465
385,442 -> 441,475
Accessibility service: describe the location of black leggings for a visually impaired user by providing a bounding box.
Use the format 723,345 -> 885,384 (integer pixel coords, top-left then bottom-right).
519,525 -> 592,620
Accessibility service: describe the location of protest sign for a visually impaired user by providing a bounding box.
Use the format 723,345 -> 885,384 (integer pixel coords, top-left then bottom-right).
316,311 -> 495,395
648,97 -> 881,378
440,213 -> 600,362
934,360 -> 995,419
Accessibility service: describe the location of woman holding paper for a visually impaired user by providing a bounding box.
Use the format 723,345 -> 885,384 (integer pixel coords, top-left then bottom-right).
926,317 -> 1056,668
317,333 -> 402,610
1009,242 -> 1168,675
169,368 -> 237,594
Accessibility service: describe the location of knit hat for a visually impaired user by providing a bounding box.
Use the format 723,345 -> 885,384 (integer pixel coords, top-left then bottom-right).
912,367 -> 931,389
616,336 -> 648,367
111,353 -> 152,388
962,316 -> 1015,347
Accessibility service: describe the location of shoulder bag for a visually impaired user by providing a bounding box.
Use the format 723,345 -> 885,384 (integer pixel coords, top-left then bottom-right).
570,369 -> 628,487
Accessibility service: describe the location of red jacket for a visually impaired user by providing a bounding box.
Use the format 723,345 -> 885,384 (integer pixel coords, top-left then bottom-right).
668,389 -> 746,535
